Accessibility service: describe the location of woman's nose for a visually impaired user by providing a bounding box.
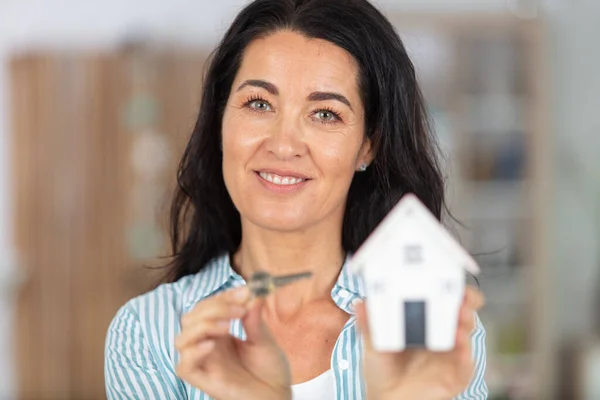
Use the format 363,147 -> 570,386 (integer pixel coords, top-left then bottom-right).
264,116 -> 307,160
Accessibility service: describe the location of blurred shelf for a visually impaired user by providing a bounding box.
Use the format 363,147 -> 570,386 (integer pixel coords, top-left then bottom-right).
461,93 -> 529,135
460,180 -> 531,220
387,11 -> 549,398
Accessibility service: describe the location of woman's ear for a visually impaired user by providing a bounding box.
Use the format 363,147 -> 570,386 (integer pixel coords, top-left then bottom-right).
356,136 -> 374,171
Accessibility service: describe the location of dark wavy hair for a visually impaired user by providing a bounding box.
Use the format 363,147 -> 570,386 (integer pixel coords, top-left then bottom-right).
163,0 -> 445,283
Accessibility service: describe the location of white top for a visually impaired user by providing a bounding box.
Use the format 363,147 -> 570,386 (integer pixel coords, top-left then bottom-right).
291,369 -> 335,400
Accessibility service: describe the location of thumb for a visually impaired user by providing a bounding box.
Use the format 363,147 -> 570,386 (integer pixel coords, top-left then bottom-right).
354,300 -> 373,351
242,297 -> 274,346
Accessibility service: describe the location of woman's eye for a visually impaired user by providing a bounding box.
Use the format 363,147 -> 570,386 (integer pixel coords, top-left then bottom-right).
249,100 -> 271,111
316,110 -> 339,122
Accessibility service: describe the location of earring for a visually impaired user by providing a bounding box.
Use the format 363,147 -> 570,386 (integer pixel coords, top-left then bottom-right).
358,162 -> 368,172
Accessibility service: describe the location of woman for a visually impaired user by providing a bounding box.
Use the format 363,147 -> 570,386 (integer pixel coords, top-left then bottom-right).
105,0 -> 487,399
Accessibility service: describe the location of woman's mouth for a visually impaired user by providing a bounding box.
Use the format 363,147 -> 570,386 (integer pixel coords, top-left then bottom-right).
255,170 -> 310,194
258,172 -> 307,186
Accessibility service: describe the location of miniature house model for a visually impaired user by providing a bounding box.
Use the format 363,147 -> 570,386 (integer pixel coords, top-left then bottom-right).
350,194 -> 480,352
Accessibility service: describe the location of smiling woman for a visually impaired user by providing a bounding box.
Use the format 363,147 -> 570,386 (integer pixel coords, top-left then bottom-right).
222,31 -> 370,233
104,0 -> 488,399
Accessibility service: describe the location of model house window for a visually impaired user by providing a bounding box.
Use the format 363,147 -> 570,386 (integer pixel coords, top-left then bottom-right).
404,244 -> 423,264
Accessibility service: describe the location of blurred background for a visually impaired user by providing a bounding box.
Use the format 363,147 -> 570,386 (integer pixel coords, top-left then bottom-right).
0,0 -> 598,399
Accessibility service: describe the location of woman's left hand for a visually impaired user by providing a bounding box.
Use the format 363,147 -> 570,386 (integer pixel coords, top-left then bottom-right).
354,286 -> 485,400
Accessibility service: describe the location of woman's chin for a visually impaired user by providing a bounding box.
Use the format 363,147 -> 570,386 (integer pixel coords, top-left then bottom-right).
245,210 -> 312,233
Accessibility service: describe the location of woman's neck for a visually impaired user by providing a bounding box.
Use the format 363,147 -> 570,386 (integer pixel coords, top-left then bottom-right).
232,221 -> 346,319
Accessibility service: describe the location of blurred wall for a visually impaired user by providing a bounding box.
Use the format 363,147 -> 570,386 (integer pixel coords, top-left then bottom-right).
0,0 -> 599,398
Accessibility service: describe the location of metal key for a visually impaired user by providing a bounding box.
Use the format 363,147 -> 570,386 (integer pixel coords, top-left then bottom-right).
248,271 -> 313,297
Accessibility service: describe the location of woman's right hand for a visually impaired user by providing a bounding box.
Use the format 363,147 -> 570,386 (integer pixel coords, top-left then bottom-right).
175,286 -> 292,400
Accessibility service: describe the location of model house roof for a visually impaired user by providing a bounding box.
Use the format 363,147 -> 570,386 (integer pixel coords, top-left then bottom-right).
350,193 -> 480,276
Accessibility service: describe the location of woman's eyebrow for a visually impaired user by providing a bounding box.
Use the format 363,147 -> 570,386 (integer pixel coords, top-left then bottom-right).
236,80 -> 354,112
236,79 -> 279,95
307,91 -> 353,111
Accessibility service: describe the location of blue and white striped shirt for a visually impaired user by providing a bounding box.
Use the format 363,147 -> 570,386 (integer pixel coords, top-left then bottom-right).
105,253 -> 488,399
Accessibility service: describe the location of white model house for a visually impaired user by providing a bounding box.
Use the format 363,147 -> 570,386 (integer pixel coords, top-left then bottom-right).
350,193 -> 480,352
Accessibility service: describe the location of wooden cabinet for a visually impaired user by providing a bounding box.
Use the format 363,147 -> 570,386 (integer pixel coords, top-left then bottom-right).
10,49 -> 207,399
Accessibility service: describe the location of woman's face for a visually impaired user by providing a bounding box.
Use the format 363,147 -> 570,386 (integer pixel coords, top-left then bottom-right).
222,30 -> 371,233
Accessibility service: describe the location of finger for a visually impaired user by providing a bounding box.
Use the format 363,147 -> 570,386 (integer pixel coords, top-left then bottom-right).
242,297 -> 275,346
455,328 -> 473,367
181,301 -> 247,329
175,320 -> 231,351
181,303 -> 247,329
222,285 -> 252,304
455,305 -> 475,350
464,286 -> 485,311
181,287 -> 251,328
176,339 -> 216,378
456,323 -> 473,348
353,300 -> 372,350
458,306 -> 476,334
454,303 -> 476,356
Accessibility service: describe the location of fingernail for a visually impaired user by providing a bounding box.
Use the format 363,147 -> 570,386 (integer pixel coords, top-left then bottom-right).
232,286 -> 250,301
350,299 -> 362,311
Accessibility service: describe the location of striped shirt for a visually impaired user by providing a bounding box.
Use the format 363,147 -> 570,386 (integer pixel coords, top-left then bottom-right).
105,253 -> 488,399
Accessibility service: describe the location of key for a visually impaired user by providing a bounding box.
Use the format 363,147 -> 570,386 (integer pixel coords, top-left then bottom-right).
248,271 -> 313,297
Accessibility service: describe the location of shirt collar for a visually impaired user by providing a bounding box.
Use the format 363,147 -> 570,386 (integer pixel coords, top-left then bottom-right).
182,253 -> 244,311
331,254 -> 365,314
183,252 -> 365,313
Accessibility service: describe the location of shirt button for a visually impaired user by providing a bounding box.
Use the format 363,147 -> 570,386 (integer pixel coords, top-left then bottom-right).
338,289 -> 350,299
338,359 -> 350,370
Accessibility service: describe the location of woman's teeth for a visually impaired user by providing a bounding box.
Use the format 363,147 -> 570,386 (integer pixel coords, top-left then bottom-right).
259,172 -> 306,185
